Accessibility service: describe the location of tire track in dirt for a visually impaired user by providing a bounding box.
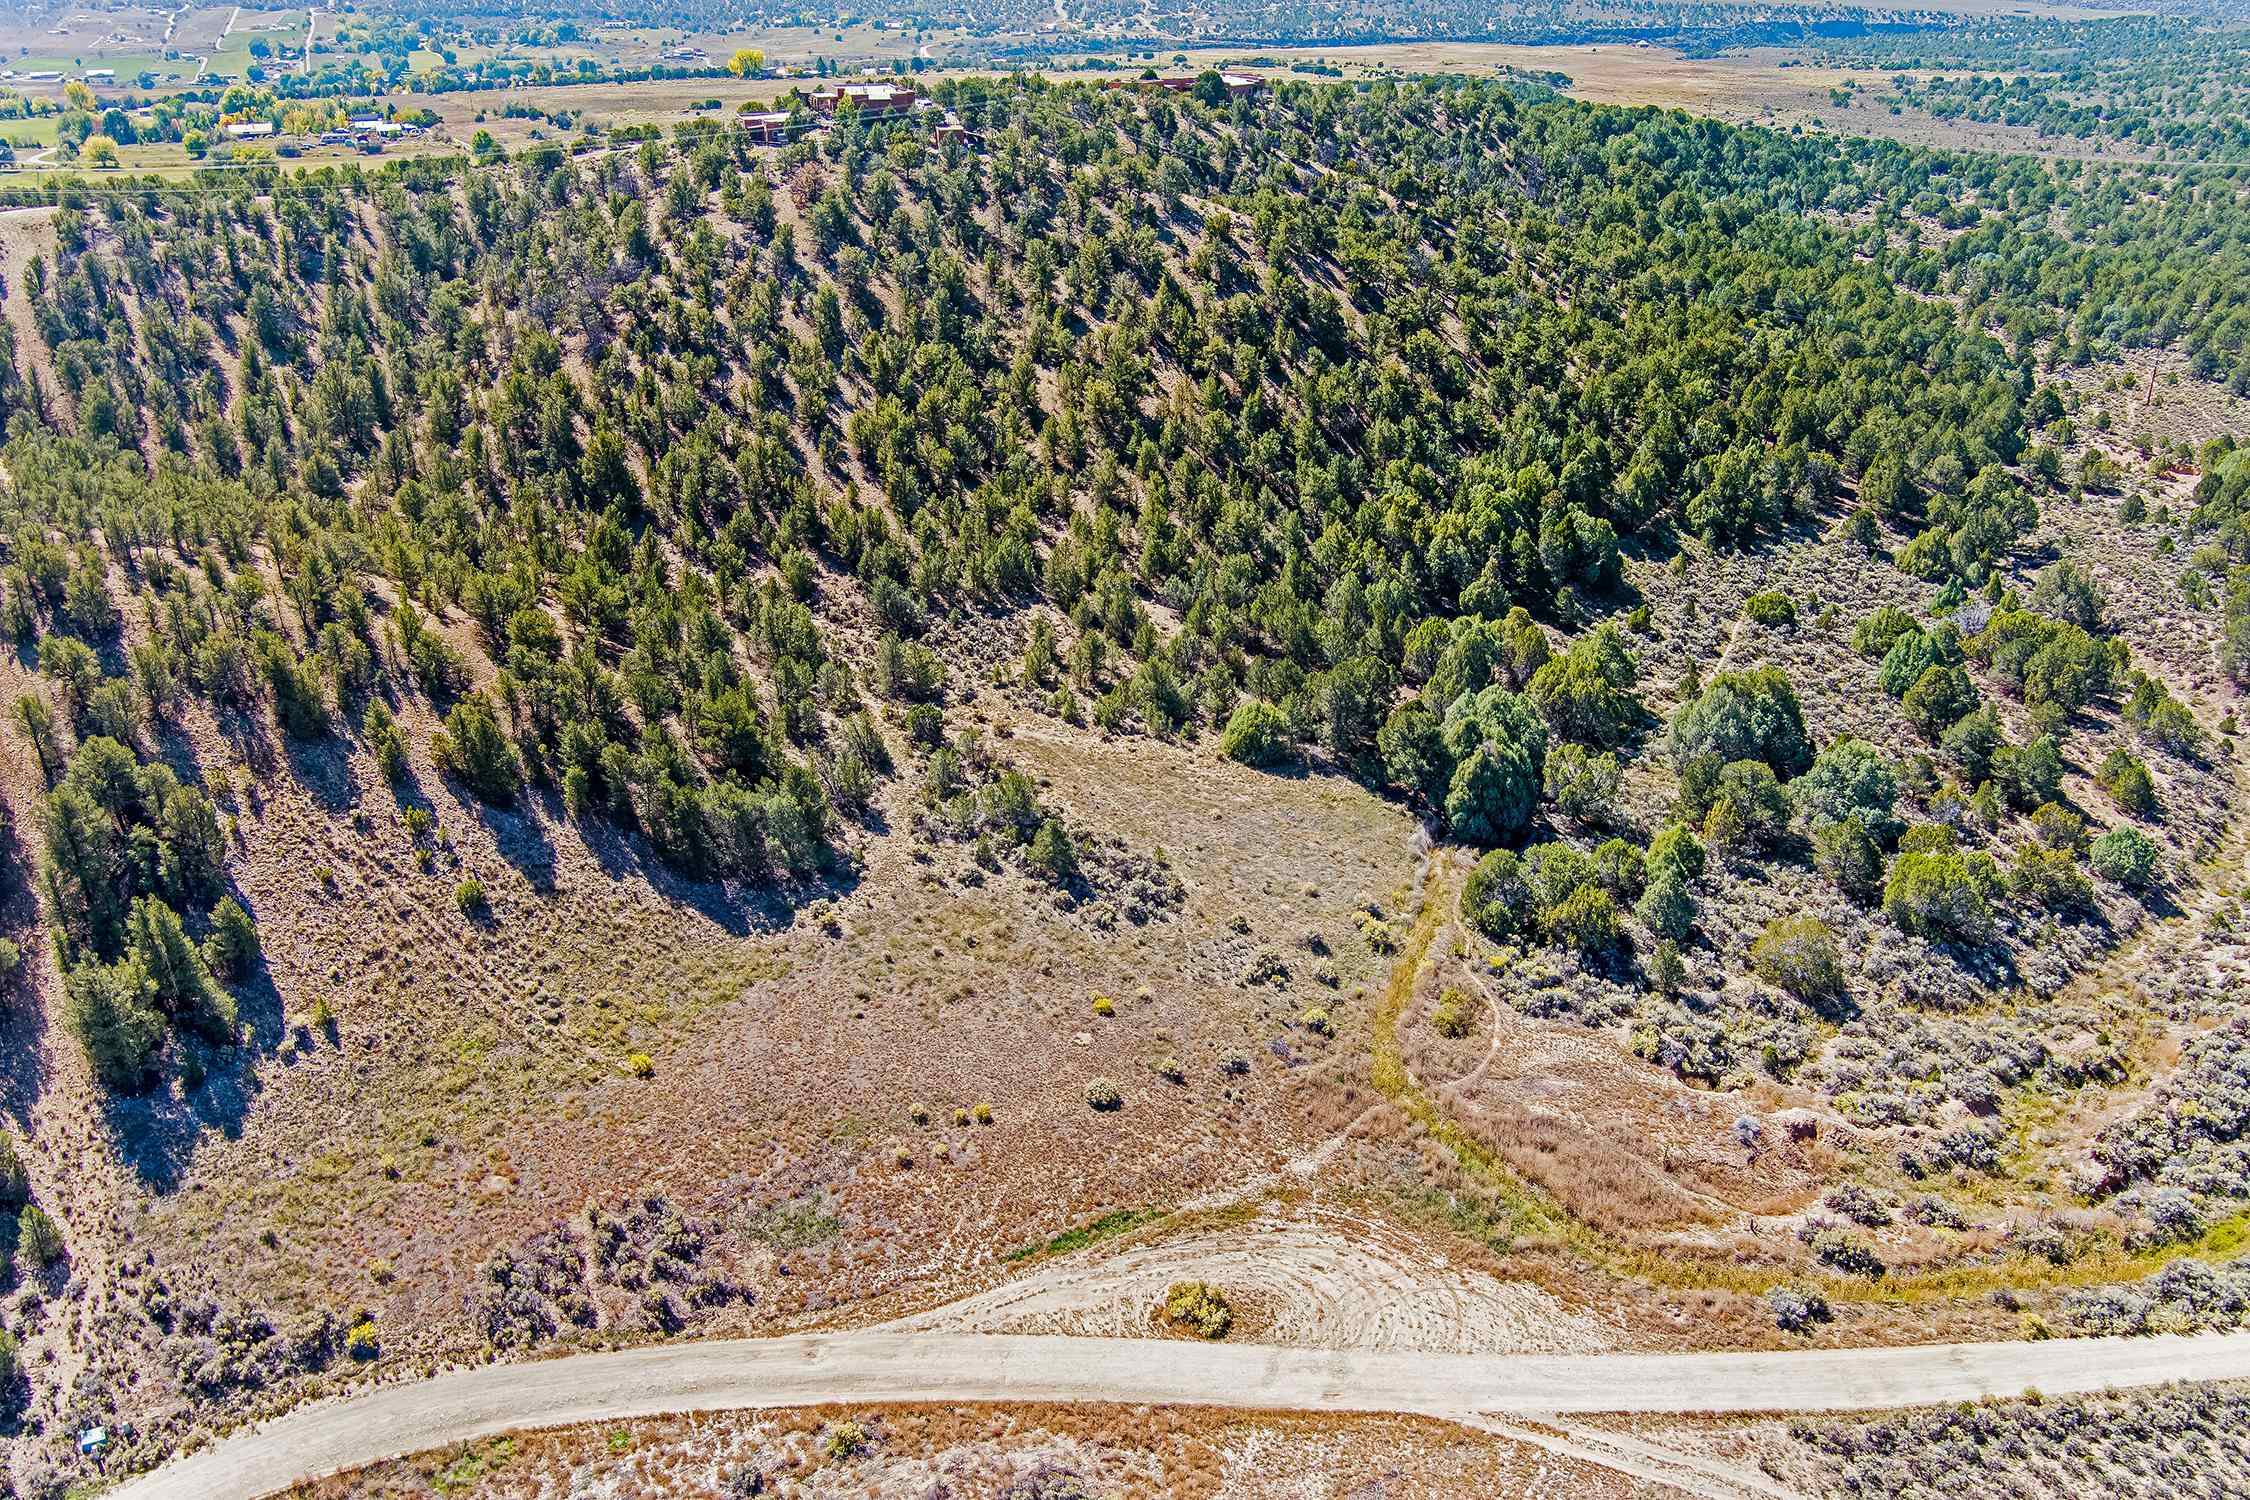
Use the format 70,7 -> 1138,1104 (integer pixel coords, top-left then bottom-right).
1464,1413 -> 1797,1500
883,1206 -> 1615,1355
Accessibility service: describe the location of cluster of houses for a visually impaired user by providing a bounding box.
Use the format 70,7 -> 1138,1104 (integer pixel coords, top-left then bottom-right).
736,70 -> 1258,153
221,115 -> 429,150
1,64 -> 141,87
1118,71 -> 1264,100
739,81 -> 968,148
806,80 -> 919,117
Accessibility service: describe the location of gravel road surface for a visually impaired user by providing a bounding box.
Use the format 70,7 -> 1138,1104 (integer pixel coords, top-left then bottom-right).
114,1328 -> 2250,1499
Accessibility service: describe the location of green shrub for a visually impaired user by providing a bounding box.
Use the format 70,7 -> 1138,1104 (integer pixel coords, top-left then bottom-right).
1991,734 -> 2065,811
1027,820 -> 1078,882
1545,884 -> 1622,953
1163,1280 -> 1233,1339
903,702 -> 945,747
1647,937 -> 1687,993
1634,868 -> 1695,941
1525,623 -> 1641,745
203,895 -> 260,980
0,1133 -> 28,1208
2089,827 -> 2158,888
2029,802 -> 2085,852
1438,686 -> 1548,843
1218,699 -> 1292,766
17,1204 -> 63,1269
64,957 -> 164,1091
1968,609 -> 2115,718
1792,739 -> 1900,842
1939,706 -> 2003,781
1667,667 -> 1811,778
2029,559 -> 2106,630
1522,842 -> 1593,912
1877,627 -> 1955,698
1085,1077 -> 1122,1111
2096,747 -> 2158,816
1711,759 -> 1790,849
1462,848 -> 1526,939
2142,698 -> 2204,758
1743,590 -> 1796,626
1433,986 -> 1474,1038
1884,850 -> 1996,942
1898,823 -> 1958,855
1750,915 -> 1845,1004
365,700 -> 409,783
1902,664 -> 1978,737
257,632 -> 331,740
2011,846 -> 2092,913
1589,837 -> 1645,900
1543,743 -> 1622,825
455,878 -> 487,915
1646,823 -> 1707,885
1851,606 -> 1918,659
1813,817 -> 1885,903
126,896 -> 234,1041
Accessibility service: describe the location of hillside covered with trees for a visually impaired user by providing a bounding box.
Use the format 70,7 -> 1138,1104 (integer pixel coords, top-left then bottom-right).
0,72 -> 2247,1493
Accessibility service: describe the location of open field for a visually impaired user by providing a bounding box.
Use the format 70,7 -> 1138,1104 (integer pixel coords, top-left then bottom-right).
1151,41 -> 2175,159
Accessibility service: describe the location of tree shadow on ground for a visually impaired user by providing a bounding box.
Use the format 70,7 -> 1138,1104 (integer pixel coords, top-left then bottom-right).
0,814 -> 55,1136
457,783 -> 559,895
104,912 -> 286,1194
280,728 -> 360,816
575,796 -> 858,940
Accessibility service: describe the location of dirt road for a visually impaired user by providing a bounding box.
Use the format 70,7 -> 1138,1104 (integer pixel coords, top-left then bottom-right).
116,1328 -> 2250,1499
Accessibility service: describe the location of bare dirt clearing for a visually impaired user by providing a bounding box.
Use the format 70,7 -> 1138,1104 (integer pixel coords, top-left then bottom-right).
108,673 -> 1422,1374
883,1202 -> 1617,1353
